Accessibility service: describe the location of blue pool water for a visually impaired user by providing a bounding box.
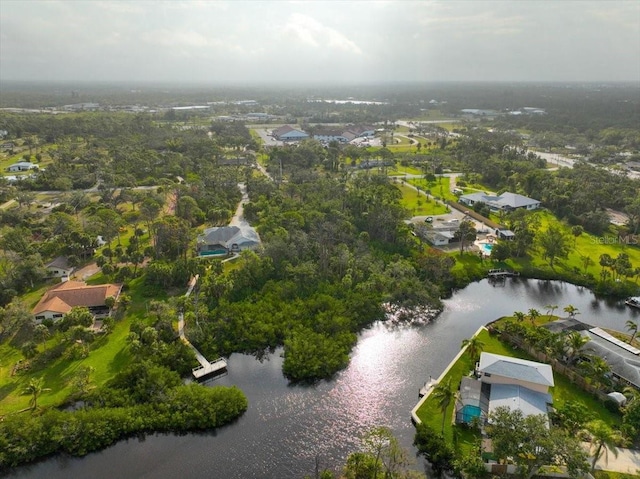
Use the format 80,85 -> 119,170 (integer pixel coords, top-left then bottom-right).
481,243 -> 493,255
459,404 -> 482,423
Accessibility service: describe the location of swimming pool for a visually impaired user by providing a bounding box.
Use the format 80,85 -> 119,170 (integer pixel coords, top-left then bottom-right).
480,242 -> 493,256
458,404 -> 482,424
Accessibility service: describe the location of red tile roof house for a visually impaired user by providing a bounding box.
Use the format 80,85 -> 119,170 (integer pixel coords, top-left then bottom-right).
32,280 -> 122,323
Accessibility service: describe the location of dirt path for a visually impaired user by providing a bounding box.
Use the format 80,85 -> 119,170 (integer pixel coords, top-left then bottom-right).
72,262 -> 100,280
164,191 -> 177,216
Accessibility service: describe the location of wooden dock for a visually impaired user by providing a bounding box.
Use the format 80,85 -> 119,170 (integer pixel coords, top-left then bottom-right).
179,274 -> 229,381
192,358 -> 228,380
487,269 -> 520,278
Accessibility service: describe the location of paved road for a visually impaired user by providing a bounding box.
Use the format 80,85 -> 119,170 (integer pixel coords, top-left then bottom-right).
229,182 -> 249,227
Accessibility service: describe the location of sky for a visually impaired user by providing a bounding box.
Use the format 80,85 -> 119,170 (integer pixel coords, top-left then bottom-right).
1,0 -> 639,84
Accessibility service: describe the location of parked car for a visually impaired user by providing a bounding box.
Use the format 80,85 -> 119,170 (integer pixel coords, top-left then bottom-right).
425,216 -> 433,223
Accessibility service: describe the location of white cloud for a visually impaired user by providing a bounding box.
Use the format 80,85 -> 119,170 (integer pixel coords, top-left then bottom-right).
283,13 -> 363,54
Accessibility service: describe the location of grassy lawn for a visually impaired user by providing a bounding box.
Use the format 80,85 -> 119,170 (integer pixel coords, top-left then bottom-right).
394,182 -> 449,216
415,327 -> 623,455
0,273 -> 177,416
505,210 -> 640,284
594,472 -> 640,479
390,165 -> 423,176
448,209 -> 640,294
406,176 -> 457,202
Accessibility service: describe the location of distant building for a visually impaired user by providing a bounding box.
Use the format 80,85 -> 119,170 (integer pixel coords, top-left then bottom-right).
312,125 -> 375,143
459,192 -> 540,212
7,161 -> 38,172
62,102 -> 100,111
460,109 -> 499,116
272,125 -> 309,142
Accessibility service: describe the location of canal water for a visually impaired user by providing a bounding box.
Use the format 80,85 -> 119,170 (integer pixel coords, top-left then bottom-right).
8,279 -> 639,479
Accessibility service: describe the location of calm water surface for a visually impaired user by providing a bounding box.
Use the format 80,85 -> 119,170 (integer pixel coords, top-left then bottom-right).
9,279 -> 639,479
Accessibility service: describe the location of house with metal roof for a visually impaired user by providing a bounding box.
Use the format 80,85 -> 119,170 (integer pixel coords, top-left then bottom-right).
459,192 -> 540,212
456,352 -> 554,426
196,225 -> 261,256
478,352 -> 554,393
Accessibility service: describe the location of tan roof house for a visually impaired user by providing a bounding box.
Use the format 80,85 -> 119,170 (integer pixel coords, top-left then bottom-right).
32,280 -> 122,323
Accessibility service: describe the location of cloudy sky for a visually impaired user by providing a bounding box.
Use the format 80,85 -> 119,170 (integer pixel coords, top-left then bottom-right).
1,0 -> 638,84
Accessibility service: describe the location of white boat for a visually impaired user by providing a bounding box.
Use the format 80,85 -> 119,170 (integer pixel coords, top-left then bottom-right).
625,297 -> 640,309
419,377 -> 438,397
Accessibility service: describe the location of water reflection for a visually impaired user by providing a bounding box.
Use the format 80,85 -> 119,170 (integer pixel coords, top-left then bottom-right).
8,279 -> 640,479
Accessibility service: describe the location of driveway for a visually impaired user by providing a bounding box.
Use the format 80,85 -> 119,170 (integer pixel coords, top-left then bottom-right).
73,262 -> 100,280
588,443 -> 640,475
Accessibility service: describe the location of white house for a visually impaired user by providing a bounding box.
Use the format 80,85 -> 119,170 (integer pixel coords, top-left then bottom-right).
7,161 -> 38,172
46,256 -> 74,279
459,192 -> 540,212
456,352 -> 554,426
478,352 -> 554,394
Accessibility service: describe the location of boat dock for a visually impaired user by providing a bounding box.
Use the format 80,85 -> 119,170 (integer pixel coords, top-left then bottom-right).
192,357 -> 228,380
180,275 -> 228,380
487,269 -> 520,278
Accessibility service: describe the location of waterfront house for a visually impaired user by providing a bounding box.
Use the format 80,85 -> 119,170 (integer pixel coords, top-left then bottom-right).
544,319 -> 640,391
455,352 -> 554,425
32,280 -> 122,323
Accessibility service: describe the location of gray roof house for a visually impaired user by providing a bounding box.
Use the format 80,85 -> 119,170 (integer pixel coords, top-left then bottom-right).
46,256 -> 74,278
7,161 -> 38,172
459,192 -> 540,212
196,225 -> 261,256
580,327 -> 640,390
455,352 -> 554,426
544,318 -> 640,391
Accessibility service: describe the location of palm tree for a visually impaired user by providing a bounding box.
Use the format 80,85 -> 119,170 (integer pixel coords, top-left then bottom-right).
23,377 -> 51,411
431,378 -> 456,434
545,304 -> 558,318
513,311 -> 526,323
563,304 -> 580,318
586,420 -> 620,473
581,356 -> 611,387
625,320 -> 638,344
565,331 -> 590,365
461,336 -> 485,363
527,308 -> 541,324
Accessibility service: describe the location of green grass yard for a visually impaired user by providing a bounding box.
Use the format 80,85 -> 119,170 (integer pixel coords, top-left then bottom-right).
0,274 -> 177,415
394,181 -> 449,216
